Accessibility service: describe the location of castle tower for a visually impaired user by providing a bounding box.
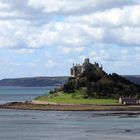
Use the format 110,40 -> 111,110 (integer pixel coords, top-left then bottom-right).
85,58 -> 89,64
70,58 -> 92,78
100,64 -> 103,70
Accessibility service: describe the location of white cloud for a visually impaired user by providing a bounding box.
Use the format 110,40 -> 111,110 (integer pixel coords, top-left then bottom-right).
0,11 -> 24,18
26,22 -> 93,49
66,5 -> 140,27
0,1 -> 26,19
0,0 -> 140,54
0,59 -> 20,66
59,47 -> 71,54
59,46 -> 85,54
28,0 -> 138,15
0,20 -> 31,49
0,1 -> 11,10
33,21 -> 140,47
45,60 -> 56,68
90,51 -> 97,57
13,48 -> 35,54
0,0 -> 139,77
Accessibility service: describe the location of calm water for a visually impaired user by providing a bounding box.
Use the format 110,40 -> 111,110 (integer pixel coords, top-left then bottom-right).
0,87 -> 140,140
0,86 -> 55,104
0,110 -> 140,140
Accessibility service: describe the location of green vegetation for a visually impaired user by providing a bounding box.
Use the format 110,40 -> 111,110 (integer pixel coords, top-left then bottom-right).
35,91 -> 118,104
35,59 -> 140,105
62,69 -> 140,99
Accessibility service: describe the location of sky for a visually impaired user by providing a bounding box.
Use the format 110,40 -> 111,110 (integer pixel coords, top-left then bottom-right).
0,0 -> 140,79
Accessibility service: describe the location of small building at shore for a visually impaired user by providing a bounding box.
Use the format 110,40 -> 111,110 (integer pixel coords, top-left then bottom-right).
119,97 -> 140,105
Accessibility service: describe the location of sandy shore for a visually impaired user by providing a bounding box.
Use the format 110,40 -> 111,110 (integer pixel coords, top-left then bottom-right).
1,101 -> 140,111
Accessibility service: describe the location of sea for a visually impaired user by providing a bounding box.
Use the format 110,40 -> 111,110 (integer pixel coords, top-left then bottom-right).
0,86 -> 55,104
0,86 -> 140,140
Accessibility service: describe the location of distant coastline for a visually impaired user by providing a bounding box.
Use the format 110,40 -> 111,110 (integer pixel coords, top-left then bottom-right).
0,77 -> 68,87
0,74 -> 140,111
0,75 -> 139,87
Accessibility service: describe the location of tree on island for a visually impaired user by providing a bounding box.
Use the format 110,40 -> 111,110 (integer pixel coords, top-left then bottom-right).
62,59 -> 140,99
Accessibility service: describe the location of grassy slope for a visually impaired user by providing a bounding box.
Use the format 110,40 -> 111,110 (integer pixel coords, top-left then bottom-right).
35,90 -> 118,105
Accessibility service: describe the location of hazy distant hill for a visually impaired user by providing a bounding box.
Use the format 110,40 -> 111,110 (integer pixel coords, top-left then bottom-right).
0,77 -> 68,87
0,75 -> 139,87
123,75 -> 140,85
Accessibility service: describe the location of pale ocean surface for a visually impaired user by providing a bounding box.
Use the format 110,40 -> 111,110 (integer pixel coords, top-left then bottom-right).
0,86 -> 55,104
0,87 -> 140,140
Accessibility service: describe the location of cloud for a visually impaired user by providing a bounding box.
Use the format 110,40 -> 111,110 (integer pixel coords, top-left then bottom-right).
0,0 -> 140,77
0,0 -> 139,66
25,21 -> 94,50
0,59 -> 20,66
13,48 -> 35,54
0,19 -> 31,48
0,1 -> 11,10
26,21 -> 140,49
27,0 -> 138,15
66,5 -> 140,27
45,60 -> 56,68
59,46 -> 85,54
0,0 -> 139,53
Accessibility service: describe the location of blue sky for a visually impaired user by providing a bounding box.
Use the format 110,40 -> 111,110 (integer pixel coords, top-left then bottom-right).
0,0 -> 140,79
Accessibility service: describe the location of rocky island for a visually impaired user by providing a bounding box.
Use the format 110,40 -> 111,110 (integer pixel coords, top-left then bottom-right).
1,58 -> 140,111
35,58 -> 140,103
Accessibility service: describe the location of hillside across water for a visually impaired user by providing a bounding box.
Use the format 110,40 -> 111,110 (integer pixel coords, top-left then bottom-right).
0,76 -> 139,87
0,77 -> 68,87
123,75 -> 140,85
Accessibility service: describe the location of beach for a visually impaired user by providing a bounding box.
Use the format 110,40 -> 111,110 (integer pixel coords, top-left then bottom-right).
1,101 -> 140,111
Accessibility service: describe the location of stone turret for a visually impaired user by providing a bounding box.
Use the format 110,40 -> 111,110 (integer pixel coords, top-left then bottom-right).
70,58 -> 90,78
70,58 -> 104,78
85,58 -> 89,64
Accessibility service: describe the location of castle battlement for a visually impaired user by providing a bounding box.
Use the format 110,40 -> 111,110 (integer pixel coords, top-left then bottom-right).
70,58 -> 102,78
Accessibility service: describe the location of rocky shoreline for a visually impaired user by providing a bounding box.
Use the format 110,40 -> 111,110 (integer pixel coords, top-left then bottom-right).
1,101 -> 140,111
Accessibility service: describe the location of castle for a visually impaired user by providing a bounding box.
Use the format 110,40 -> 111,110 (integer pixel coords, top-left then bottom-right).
70,58 -> 102,77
